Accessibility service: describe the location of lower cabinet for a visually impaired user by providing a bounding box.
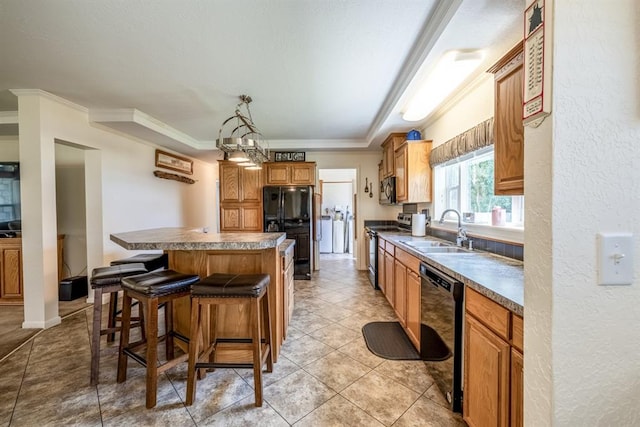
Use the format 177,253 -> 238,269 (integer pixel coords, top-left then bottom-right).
394,259 -> 407,326
384,251 -> 394,306
220,204 -> 262,231
280,241 -> 295,339
377,245 -> 386,294
464,287 -> 524,427
405,269 -> 421,348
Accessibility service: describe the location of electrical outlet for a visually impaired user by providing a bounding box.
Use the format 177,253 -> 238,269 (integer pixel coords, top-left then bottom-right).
597,232 -> 634,285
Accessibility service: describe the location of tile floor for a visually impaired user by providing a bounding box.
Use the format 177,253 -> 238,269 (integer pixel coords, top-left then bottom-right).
0,254 -> 466,426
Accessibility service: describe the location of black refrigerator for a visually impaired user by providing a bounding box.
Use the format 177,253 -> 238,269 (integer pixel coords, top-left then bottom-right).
263,186 -> 312,280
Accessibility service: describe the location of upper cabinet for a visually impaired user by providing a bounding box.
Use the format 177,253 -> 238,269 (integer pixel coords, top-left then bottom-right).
489,42 -> 525,196
265,162 -> 316,186
219,161 -> 263,232
381,133 -> 405,178
394,140 -> 432,204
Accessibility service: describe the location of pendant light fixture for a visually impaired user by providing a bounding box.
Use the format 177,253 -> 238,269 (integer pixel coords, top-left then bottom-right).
216,95 -> 269,167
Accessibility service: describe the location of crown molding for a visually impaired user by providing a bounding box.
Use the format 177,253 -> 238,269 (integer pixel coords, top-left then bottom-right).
9,89 -> 89,113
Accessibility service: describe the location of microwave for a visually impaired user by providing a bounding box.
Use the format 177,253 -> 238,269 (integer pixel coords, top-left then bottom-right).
379,176 -> 397,205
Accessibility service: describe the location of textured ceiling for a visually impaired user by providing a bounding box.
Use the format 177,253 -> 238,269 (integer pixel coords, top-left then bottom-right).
0,0 -> 521,158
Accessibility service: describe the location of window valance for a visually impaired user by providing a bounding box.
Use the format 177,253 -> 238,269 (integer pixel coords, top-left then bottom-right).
429,117 -> 494,167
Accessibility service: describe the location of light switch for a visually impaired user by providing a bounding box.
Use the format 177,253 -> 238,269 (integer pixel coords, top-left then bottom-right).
597,232 -> 634,285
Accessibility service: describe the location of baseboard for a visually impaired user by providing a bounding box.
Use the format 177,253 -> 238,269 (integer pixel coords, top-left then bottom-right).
22,316 -> 61,330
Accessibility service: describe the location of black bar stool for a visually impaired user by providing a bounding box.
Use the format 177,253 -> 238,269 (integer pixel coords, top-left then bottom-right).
90,263 -> 148,386
117,269 -> 199,409
110,253 -> 169,272
186,273 -> 273,407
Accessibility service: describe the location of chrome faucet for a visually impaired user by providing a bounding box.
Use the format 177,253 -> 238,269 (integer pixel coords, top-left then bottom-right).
439,209 -> 468,247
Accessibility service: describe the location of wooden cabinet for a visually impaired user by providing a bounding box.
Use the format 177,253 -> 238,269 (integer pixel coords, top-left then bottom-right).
219,161 -> 263,232
384,251 -> 394,307
381,133 -> 405,178
464,314 -> 510,427
394,140 -> 432,203
280,240 -> 295,340
393,260 -> 407,326
377,245 -> 386,294
405,269 -> 421,348
0,235 -> 64,305
264,162 -> 316,186
489,42 -> 524,196
464,287 -> 524,427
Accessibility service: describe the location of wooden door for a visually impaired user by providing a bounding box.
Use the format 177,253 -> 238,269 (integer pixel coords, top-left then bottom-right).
0,247 -> 22,301
384,251 -> 394,306
242,167 -> 262,202
405,269 -> 420,348
510,348 -> 524,427
291,163 -> 315,185
220,162 -> 241,202
394,145 -> 407,202
377,246 -> 386,294
266,163 -> 289,185
394,260 -> 407,326
491,43 -> 524,195
464,315 -> 510,427
220,206 -> 242,230
241,206 -> 262,231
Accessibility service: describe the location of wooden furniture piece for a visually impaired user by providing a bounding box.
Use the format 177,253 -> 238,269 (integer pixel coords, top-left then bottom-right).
394,140 -> 433,203
89,262 -> 148,386
117,269 -> 199,408
264,161 -> 316,186
280,239 -> 295,338
463,287 -> 524,427
0,235 -> 64,305
186,273 -> 273,407
110,228 -> 287,365
219,160 -> 263,232
380,133 -> 405,178
488,42 -> 525,196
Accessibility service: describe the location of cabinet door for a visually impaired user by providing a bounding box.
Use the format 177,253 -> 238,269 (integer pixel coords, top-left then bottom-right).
220,163 -> 241,202
242,167 -> 263,202
266,163 -> 290,185
394,260 -> 406,326
0,247 -> 22,300
294,233 -> 311,263
220,206 -> 242,230
377,246 -> 386,294
241,205 -> 262,231
383,141 -> 394,178
291,163 -> 315,185
493,44 -> 524,195
384,252 -> 394,306
405,269 -> 421,349
510,348 -> 524,427
394,145 -> 407,202
464,315 -> 510,427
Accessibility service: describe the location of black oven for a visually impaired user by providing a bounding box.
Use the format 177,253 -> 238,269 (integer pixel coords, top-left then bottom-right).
419,262 -> 464,413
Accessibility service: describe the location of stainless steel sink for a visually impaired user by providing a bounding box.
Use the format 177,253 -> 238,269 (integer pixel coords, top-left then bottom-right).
400,240 -> 452,248
400,240 -> 471,254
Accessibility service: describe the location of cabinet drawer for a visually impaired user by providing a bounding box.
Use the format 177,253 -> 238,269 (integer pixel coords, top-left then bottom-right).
385,240 -> 395,256
466,288 -> 510,341
512,314 -> 523,352
394,247 -> 420,273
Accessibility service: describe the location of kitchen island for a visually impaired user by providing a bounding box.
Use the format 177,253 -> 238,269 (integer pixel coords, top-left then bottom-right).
110,227 -> 288,362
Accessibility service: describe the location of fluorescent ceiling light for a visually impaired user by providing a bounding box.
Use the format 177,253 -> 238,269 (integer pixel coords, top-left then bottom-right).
402,50 -> 484,122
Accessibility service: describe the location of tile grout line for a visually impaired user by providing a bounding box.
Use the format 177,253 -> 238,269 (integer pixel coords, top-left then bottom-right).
7,339 -> 33,426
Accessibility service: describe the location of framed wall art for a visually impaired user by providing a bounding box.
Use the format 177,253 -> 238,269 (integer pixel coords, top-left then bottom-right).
155,149 -> 193,175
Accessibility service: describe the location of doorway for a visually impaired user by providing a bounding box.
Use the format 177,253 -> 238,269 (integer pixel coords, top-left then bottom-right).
318,169 -> 356,263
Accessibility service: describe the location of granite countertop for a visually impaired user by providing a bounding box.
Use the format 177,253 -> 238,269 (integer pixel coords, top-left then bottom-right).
278,239 -> 295,256
378,232 -> 524,316
110,227 -> 287,251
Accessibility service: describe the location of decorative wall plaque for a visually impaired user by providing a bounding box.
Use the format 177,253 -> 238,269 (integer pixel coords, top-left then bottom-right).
273,152 -> 305,162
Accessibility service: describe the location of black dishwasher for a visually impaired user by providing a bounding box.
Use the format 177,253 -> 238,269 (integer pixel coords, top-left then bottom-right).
419,262 -> 464,413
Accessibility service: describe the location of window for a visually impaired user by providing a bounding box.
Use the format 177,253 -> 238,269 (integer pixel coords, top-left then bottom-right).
434,147 -> 524,227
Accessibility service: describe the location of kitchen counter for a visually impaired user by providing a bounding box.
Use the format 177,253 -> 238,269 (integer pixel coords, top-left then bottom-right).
111,227 -> 286,250
378,232 -> 524,316
110,227 -> 288,362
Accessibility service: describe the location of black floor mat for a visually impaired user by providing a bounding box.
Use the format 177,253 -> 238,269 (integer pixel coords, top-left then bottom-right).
362,321 -> 451,361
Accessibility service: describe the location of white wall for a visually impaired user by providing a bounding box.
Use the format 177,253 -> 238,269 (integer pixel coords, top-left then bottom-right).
525,1 -> 640,424
15,90 -> 217,327
307,151 -> 400,269
0,137 -> 19,160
